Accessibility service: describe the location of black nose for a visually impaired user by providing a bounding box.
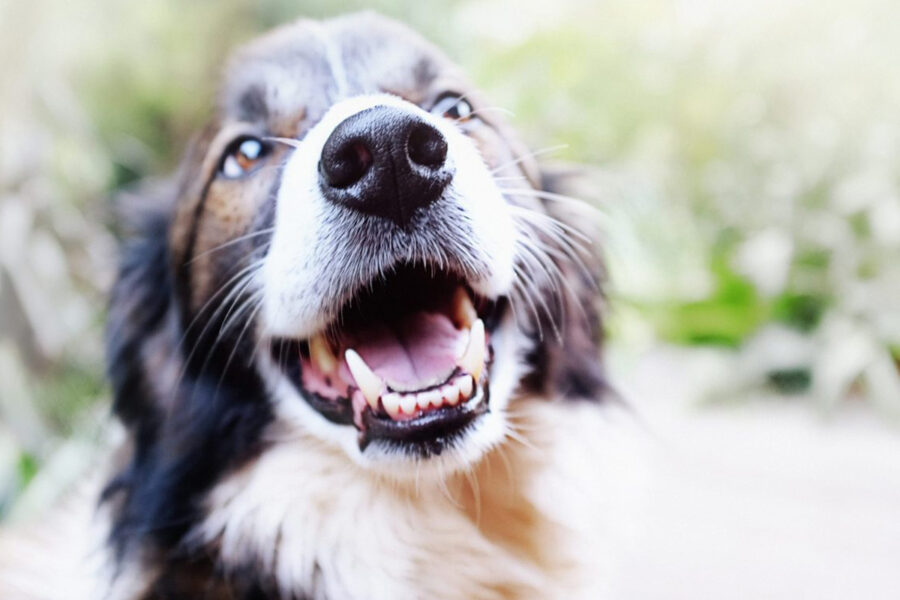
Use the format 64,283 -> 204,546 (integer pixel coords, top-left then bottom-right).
319,106 -> 452,227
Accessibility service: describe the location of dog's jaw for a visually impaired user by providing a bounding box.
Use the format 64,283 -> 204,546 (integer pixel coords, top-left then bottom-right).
260,307 -> 530,478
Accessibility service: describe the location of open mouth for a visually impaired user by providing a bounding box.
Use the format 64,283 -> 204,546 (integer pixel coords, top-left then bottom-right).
272,264 -> 506,455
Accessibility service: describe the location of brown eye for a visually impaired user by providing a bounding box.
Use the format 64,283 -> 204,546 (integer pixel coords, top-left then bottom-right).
220,137 -> 270,179
431,93 -> 474,122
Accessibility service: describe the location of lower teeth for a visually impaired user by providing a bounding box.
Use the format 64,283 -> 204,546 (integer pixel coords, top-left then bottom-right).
377,374 -> 478,420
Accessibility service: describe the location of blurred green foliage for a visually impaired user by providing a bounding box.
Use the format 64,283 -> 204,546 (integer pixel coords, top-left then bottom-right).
650,252 -> 765,347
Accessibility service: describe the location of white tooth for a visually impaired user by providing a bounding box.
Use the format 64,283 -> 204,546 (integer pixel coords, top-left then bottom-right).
382,392 -> 401,419
442,384 -> 461,406
457,375 -> 474,399
452,287 -> 477,329
309,334 -> 337,374
418,390 -> 442,410
457,318 -> 485,381
345,349 -> 384,407
400,393 -> 417,415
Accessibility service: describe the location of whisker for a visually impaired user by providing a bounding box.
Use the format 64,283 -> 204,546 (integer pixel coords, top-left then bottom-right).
503,423 -> 539,451
500,186 -> 607,217
531,242 -> 589,311
218,277 -> 263,338
248,313 -> 275,367
514,259 -> 562,341
492,175 -> 530,183
174,260 -> 266,400
512,211 -> 597,285
516,221 -> 596,288
509,204 -> 594,244
462,466 -> 482,526
453,105 -> 515,123
515,240 -> 567,318
264,136 -> 303,149
187,228 -> 276,264
180,260 -> 263,343
173,259 -> 266,391
511,266 -> 546,339
490,145 -> 568,174
215,297 -> 265,394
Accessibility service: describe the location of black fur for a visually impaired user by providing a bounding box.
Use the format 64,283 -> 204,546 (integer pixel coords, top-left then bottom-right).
104,191 -> 274,576
138,555 -> 285,600
106,195 -> 172,431
519,171 -> 607,401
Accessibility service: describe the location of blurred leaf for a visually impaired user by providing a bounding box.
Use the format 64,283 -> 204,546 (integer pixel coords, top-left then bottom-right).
33,361 -> 105,436
650,253 -> 765,347
16,453 -> 38,488
793,249 -> 831,270
771,293 -> 828,332
768,368 -> 812,394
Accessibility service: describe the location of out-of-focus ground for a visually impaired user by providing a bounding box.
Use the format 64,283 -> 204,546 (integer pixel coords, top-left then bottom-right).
0,0 -> 898,595
609,347 -> 900,599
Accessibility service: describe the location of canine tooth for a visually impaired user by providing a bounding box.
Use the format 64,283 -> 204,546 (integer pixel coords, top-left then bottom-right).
457,319 -> 485,381
382,392 -> 402,419
345,349 -> 384,406
309,334 -> 337,374
418,390 -> 442,410
400,393 -> 417,415
441,384 -> 461,406
457,375 -> 474,399
452,287 -> 477,329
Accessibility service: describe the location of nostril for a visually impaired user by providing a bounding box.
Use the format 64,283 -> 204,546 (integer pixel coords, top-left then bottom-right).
322,140 -> 373,189
407,123 -> 448,169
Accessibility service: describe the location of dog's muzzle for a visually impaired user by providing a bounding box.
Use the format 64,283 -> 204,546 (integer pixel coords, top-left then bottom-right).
264,94 -> 518,459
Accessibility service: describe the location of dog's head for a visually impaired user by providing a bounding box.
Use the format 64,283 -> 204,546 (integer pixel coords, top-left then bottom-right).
106,11 -> 604,561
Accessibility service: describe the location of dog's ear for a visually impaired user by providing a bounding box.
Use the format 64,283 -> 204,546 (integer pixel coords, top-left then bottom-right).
105,183 -> 176,431
522,169 -> 607,401
105,125 -> 214,430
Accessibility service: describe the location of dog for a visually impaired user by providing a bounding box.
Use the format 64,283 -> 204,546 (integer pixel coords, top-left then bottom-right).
0,12 -> 646,600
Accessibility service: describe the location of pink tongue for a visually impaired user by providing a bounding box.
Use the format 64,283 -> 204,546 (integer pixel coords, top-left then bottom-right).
339,311 -> 465,390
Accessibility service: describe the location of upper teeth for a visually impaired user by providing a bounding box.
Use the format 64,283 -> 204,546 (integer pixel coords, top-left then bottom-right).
453,287 -> 477,329
344,349 -> 384,409
309,334 -> 338,375
456,318 -> 485,382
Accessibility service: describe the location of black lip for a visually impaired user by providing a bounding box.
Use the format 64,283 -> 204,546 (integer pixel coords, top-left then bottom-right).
272,339 -> 355,426
271,337 -> 493,457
